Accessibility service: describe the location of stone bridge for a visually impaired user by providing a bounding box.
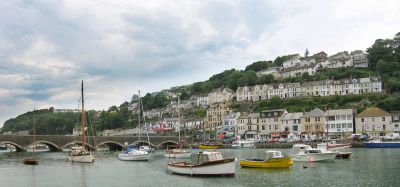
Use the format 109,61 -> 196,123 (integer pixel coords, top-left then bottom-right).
0,135 -> 189,152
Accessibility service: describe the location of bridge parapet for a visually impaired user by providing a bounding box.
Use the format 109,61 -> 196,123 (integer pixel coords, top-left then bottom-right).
0,135 -> 188,151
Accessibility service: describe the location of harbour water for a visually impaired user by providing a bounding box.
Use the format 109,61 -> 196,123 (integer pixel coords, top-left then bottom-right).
1,148 -> 399,187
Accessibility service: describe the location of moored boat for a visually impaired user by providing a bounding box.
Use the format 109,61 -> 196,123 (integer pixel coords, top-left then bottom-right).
364,139 -> 400,148
232,139 -> 256,149
240,150 -> 293,168
290,144 -> 337,162
317,142 -> 352,159
198,143 -> 223,149
163,149 -> 192,158
117,148 -> 151,161
167,151 -> 236,176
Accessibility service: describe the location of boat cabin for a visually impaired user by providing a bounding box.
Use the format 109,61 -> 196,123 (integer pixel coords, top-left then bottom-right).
290,144 -> 312,155
196,151 -> 224,164
266,150 -> 284,159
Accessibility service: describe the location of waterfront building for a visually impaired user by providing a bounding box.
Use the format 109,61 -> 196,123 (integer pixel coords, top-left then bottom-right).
236,85 -> 269,102
208,87 -> 235,104
300,108 -> 326,138
355,107 -> 393,136
325,109 -> 355,138
267,83 -> 302,99
391,111 -> 400,133
221,112 -> 241,133
205,102 -> 232,130
281,112 -> 304,138
259,109 -> 287,139
237,112 -> 261,139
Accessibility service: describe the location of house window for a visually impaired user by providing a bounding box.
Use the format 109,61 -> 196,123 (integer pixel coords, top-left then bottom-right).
248,126 -> 252,130
361,118 -> 364,123
331,124 -> 335,129
274,118 -> 278,122
269,125 -> 272,130
372,125 -> 375,131
315,117 -> 320,122
293,125 -> 298,131
262,125 -> 265,130
383,125 -> 386,131
372,117 -> 375,122
348,123 -> 352,128
382,117 -> 385,122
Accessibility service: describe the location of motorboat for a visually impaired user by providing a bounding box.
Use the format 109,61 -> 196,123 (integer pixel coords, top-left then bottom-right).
117,147 -> 151,161
240,150 -> 293,168
0,145 -> 16,153
290,144 -> 337,162
317,142 -> 352,159
198,142 -> 223,149
27,144 -> 50,152
231,139 -> 256,149
167,151 -> 236,176
163,148 -> 192,158
364,139 -> 400,148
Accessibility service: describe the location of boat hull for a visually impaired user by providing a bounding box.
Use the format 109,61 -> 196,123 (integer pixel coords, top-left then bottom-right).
163,152 -> 192,158
69,154 -> 95,163
117,152 -> 151,161
23,158 -> 39,165
364,142 -> 400,148
198,145 -> 223,149
240,158 -> 293,168
336,152 -> 352,159
167,159 -> 236,176
291,152 -> 337,162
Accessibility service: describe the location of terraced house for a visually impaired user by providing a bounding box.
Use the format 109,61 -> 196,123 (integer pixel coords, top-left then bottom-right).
205,102 -> 232,131
300,108 -> 326,138
355,107 -> 393,136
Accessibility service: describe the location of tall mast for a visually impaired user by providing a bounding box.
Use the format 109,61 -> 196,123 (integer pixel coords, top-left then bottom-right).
33,108 -> 36,157
178,96 -> 181,144
81,80 -> 86,146
138,90 -> 141,142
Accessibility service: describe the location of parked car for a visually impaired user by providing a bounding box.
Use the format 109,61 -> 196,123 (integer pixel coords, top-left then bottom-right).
384,133 -> 400,140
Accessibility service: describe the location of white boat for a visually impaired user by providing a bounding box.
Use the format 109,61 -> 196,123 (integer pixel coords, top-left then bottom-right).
27,144 -> 50,152
163,96 -> 191,159
68,81 -> 95,163
0,145 -> 16,153
117,148 -> 151,161
68,146 -> 95,163
167,151 -> 236,176
231,139 -> 256,149
117,90 -> 152,161
163,149 -> 192,158
317,142 -> 352,159
290,144 -> 337,162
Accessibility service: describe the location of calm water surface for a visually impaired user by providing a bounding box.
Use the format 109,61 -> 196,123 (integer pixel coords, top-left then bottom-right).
0,149 -> 399,187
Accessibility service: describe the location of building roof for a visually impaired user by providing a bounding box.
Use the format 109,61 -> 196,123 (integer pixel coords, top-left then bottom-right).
325,109 -> 354,116
302,108 -> 325,117
356,107 -> 391,117
281,112 -> 304,120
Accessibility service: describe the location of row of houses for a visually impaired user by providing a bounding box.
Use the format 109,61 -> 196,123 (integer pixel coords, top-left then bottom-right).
205,104 -> 400,139
236,77 -> 382,102
257,50 -> 368,79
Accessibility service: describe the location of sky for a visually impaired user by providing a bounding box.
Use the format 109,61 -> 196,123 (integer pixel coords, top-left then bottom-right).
1,0 -> 400,126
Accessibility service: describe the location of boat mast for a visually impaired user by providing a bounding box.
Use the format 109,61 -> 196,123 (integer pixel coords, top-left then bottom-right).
139,90 -> 150,146
178,96 -> 181,145
33,108 -> 36,157
81,80 -> 86,146
138,90 -> 141,142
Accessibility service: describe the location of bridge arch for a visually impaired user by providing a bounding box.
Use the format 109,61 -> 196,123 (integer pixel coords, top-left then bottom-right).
156,140 -> 179,149
0,141 -> 24,152
27,140 -> 61,151
62,141 -> 95,151
130,141 -> 155,148
96,141 -> 124,151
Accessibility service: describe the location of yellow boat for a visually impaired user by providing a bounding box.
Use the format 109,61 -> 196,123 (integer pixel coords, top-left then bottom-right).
240,150 -> 293,168
198,144 -> 223,149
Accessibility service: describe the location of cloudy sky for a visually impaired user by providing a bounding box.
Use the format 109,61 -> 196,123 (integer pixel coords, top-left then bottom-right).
1,0 -> 400,126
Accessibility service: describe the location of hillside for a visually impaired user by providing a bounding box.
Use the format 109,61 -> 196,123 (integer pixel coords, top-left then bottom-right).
2,32 -> 400,135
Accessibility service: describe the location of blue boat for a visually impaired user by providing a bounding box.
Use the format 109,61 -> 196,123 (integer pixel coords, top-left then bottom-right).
364,140 -> 400,148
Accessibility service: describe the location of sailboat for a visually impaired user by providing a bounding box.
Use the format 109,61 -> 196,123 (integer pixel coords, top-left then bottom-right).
164,97 -> 191,158
117,90 -> 152,161
68,80 -> 95,163
23,109 -> 39,165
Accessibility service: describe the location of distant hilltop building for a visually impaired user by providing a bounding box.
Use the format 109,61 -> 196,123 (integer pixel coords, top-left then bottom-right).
257,50 -> 369,78
53,108 -> 79,113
